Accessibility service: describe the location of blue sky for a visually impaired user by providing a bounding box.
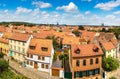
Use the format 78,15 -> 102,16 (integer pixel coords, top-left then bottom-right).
0,0 -> 120,25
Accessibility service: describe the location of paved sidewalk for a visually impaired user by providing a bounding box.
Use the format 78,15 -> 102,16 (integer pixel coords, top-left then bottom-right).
9,59 -> 59,79
106,67 -> 120,79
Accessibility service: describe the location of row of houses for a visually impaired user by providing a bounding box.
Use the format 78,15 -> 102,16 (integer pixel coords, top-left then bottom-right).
0,26 -> 119,79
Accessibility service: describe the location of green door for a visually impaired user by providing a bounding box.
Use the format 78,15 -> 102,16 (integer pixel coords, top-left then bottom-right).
9,50 -> 13,56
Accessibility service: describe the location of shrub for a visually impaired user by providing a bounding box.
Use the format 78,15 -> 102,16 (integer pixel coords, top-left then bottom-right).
0,52 -> 4,58
0,59 -> 9,73
102,57 -> 119,72
110,77 -> 116,79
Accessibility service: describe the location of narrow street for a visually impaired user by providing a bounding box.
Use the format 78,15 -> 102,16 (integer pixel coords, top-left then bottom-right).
7,58 -> 59,79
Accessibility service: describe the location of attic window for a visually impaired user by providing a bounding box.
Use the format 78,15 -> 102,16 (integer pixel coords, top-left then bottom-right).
93,46 -> 99,52
30,46 -> 35,50
75,48 -> 80,54
41,47 -> 48,52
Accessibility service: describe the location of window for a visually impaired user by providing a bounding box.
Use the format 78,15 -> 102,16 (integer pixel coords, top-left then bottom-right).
46,65 -> 48,69
18,42 -> 20,45
75,48 -> 80,54
30,61 -> 33,66
90,59 -> 93,65
30,46 -> 35,50
23,43 -> 25,46
27,54 -> 29,57
83,60 -> 86,66
10,45 -> 12,49
14,46 -> 16,50
41,47 -> 48,51
30,54 -> 33,58
14,41 -> 16,44
11,40 -> 12,43
18,47 -> 20,52
95,68 -> 100,74
75,71 -> 79,77
27,60 -> 29,65
76,60 -> 80,67
96,58 -> 99,64
41,64 -> 44,68
38,56 -> 41,60
42,57 -> 44,60
22,49 -> 25,53
83,71 -> 87,76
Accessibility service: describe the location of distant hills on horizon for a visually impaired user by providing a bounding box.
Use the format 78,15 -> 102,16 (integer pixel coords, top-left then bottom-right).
0,21 -> 119,27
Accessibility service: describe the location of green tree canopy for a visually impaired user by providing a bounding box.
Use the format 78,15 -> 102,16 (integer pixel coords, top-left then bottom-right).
78,26 -> 85,30
72,30 -> 81,37
0,52 -> 4,58
102,57 -> 119,72
0,59 -> 9,73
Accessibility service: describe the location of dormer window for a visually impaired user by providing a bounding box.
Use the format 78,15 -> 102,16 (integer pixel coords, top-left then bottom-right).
41,47 -> 48,52
75,48 -> 80,54
30,46 -> 35,50
93,46 -> 99,53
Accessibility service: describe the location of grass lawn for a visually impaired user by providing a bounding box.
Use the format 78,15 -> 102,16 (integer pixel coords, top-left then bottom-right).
0,69 -> 28,79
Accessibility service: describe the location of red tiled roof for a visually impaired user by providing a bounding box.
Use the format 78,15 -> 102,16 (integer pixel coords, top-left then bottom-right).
8,33 -> 30,42
0,37 -> 8,44
28,38 -> 52,56
71,44 -> 103,58
102,42 -> 115,50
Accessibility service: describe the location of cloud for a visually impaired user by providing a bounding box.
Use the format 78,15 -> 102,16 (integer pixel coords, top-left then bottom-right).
15,7 -> 32,14
56,2 -> 79,13
113,11 -> 120,14
81,0 -> 92,2
105,15 -> 116,20
32,1 -> 52,8
85,11 -> 91,15
95,0 -> 120,11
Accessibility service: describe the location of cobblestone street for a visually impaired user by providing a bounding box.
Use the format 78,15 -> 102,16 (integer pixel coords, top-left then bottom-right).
8,58 -> 59,79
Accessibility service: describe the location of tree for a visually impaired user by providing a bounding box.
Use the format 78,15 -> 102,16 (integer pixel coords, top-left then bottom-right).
110,77 -> 116,79
46,36 -> 60,50
102,57 -> 119,72
72,30 -> 81,37
78,26 -> 85,30
0,52 -> 4,58
53,53 -> 57,62
101,28 -> 106,32
0,59 -> 8,73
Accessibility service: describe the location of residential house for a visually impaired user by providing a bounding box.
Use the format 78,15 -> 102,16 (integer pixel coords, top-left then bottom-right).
8,33 -> 32,63
0,37 -> 9,56
70,44 -> 103,79
101,42 -> 116,58
26,38 -> 54,73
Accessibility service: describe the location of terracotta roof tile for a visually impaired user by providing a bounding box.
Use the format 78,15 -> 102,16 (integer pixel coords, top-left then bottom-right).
28,38 -> 52,56
102,42 -> 115,50
8,33 -> 30,42
71,44 -> 103,58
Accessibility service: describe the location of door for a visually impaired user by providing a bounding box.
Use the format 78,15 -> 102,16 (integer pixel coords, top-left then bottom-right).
34,62 -> 38,69
52,69 -> 59,76
9,50 -> 13,56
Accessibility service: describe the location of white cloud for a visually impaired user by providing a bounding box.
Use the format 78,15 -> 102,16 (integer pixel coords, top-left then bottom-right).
15,7 -> 32,14
81,0 -> 92,2
4,10 -> 8,13
0,8 -> 120,25
56,2 -> 79,13
32,1 -> 52,8
85,11 -> 91,15
105,15 -> 116,20
95,0 -> 120,11
113,11 -> 120,14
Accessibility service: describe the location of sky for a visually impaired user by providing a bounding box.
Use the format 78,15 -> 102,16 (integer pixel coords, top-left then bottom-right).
0,0 -> 120,25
